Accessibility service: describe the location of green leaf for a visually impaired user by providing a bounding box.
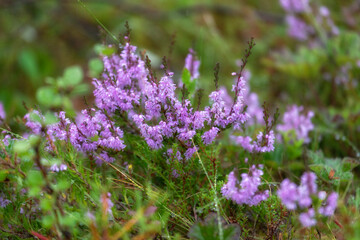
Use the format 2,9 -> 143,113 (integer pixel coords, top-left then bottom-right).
28,186 -> 41,197
20,160 -> 34,174
71,83 -> 90,96
40,197 -> 54,211
13,141 -> 31,154
182,68 -> 196,97
36,86 -> 62,107
55,178 -> 71,191
94,44 -> 116,56
44,112 -> 59,125
0,170 -> 9,182
63,66 -> 83,87
18,49 -> 40,84
27,170 -> 45,187
42,214 -> 55,229
60,214 -> 77,228
89,58 -> 104,77
28,135 -> 41,146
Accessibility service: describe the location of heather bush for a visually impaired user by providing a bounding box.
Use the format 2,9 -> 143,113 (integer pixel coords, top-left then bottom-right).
1,0 -> 360,239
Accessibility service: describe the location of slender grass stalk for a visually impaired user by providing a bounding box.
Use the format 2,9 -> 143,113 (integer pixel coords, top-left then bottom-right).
77,0 -> 120,44
191,138 -> 224,240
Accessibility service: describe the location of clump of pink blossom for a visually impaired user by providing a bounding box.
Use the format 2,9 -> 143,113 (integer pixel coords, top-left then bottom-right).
277,172 -> 338,227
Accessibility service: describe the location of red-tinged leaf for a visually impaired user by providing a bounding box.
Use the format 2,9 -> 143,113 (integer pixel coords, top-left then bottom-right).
329,169 -> 335,180
334,219 -> 343,229
31,231 -> 50,240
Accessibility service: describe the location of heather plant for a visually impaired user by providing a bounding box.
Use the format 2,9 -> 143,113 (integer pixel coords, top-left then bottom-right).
277,171 -> 338,227
2,1 -> 360,238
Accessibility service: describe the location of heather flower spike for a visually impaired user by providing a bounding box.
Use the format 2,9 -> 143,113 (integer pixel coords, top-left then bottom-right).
0,102 -> 5,124
280,0 -> 339,41
221,164 -> 269,206
184,48 -> 200,80
277,172 -> 338,227
277,105 -> 314,143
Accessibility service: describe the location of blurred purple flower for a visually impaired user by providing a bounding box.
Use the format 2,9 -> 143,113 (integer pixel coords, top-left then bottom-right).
299,208 -> 317,227
202,127 -> 219,145
184,48 -> 200,80
0,193 -> 11,208
221,165 -> 269,206
277,171 -> 338,227
50,163 -> 67,172
277,105 -> 314,143
318,192 -> 338,216
280,0 -> 309,13
24,110 -> 43,135
286,15 -> 313,41
0,102 -> 5,124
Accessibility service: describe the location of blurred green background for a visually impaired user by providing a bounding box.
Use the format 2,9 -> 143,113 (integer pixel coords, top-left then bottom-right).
0,0 -> 359,118
0,0 -> 284,116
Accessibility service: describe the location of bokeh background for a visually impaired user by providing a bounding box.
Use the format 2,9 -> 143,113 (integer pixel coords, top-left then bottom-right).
1,0 -> 359,119
0,0 -> 292,115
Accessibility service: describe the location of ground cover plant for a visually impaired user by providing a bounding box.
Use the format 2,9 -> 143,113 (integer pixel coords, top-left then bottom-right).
1,0 -> 360,239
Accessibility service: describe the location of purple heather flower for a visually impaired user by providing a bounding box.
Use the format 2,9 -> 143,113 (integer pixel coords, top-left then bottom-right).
0,102 -> 5,124
88,40 -> 263,157
93,43 -> 147,113
47,111 -> 71,141
319,6 -> 330,17
218,87 -> 233,107
166,148 -> 182,162
159,75 -> 177,103
277,172 -> 338,228
50,164 -> 59,172
192,111 -> 211,130
1,133 -> 12,146
246,93 -> 263,125
300,172 -> 317,195
318,192 -> 338,216
315,6 -> 339,36
277,179 -> 298,210
232,136 -> 254,152
70,108 -> 125,154
334,64 -> 351,86
286,15 -> 313,41
59,164 -> 67,171
44,108 -> 126,165
230,70 -> 263,126
280,0 -> 309,13
185,146 -> 197,160
86,211 -> 96,221
202,127 -> 219,145
221,165 -> 269,206
95,152 -> 116,165
231,130 -> 275,153
184,49 -> 200,80
172,169 -> 180,178
50,163 -> 67,172
318,191 -> 326,200
299,208 -> 317,227
0,193 -> 11,208
254,130 -> 275,152
101,192 -> 114,215
24,110 -> 44,135
277,105 -> 314,143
